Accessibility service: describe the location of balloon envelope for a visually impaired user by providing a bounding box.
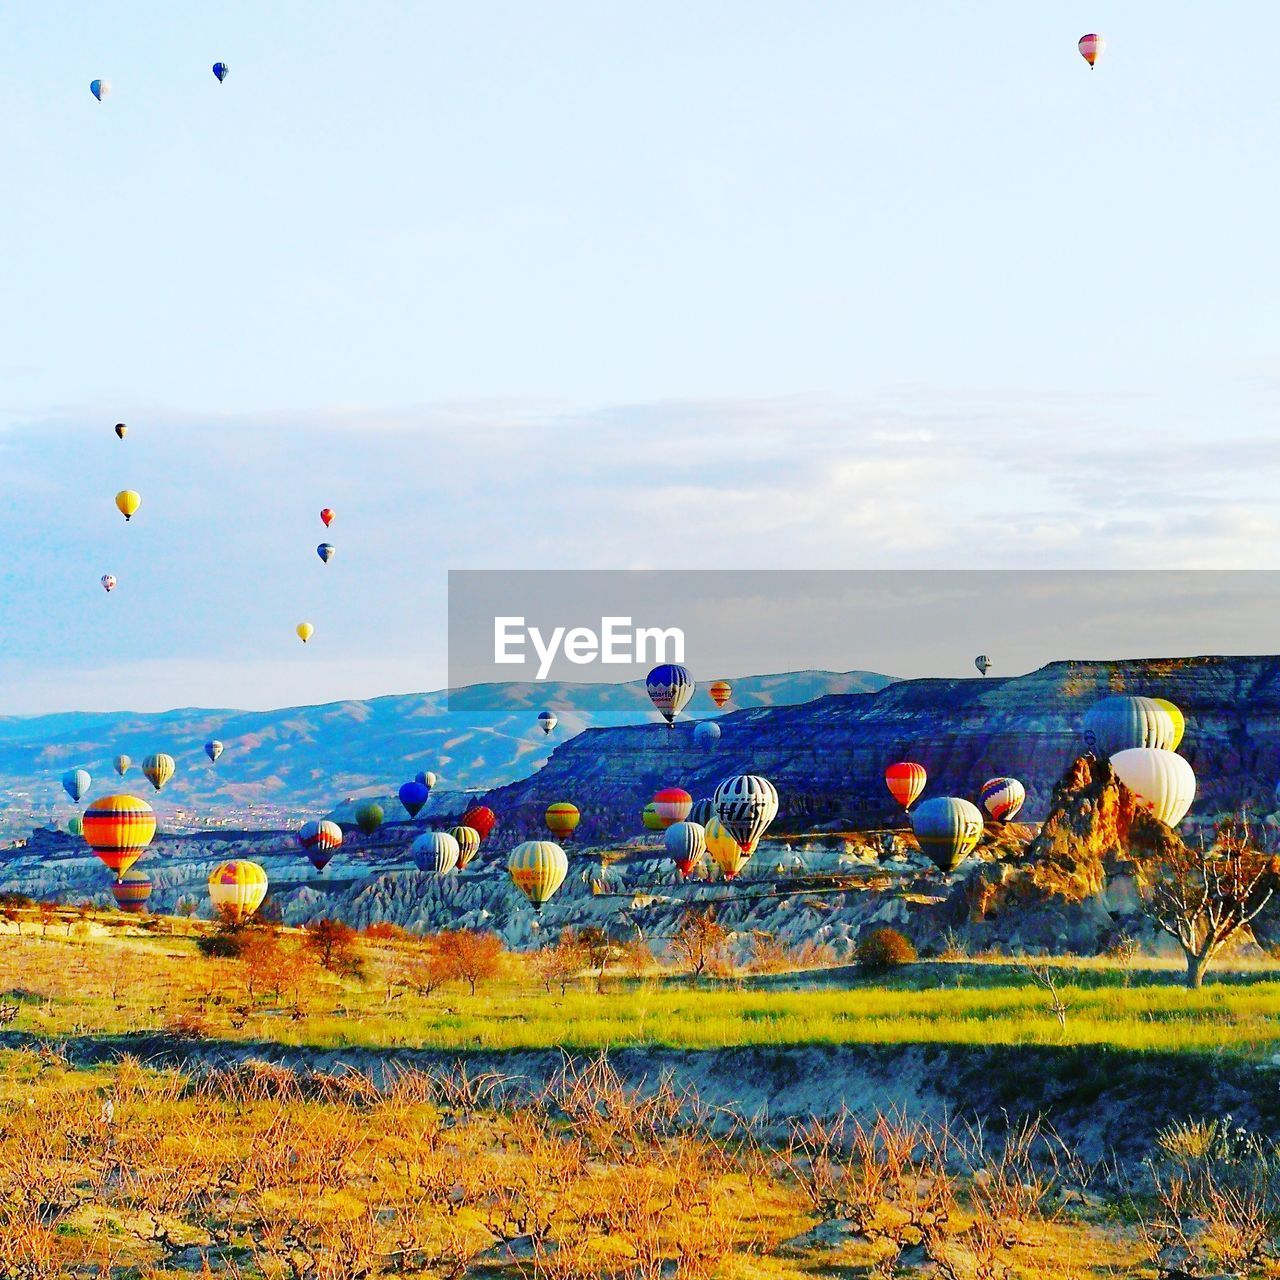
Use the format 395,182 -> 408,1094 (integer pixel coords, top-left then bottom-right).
204,740 -> 224,763
641,801 -> 664,832
974,655 -> 992,675
712,774 -> 779,854
101,574 -> 116,593
320,508 -> 335,527
142,754 -> 175,792
461,806 -> 496,841
1151,699 -> 1186,751
694,721 -> 721,749
507,840 -> 568,911
1078,33 -> 1105,66
317,543 -> 335,564
652,787 -> 692,828
646,664 -> 695,726
115,490 -> 141,521
299,818 -> 344,870
708,680 -> 732,708
62,768 -> 91,803
911,796 -> 984,872
82,794 -> 156,876
1082,696 -> 1176,759
296,622 -> 314,644
450,825 -> 481,870
537,711 -> 558,735
114,423 -> 127,439
885,762 -> 927,811
664,821 -> 706,877
208,861 -> 268,923
111,869 -> 152,914
91,79 -> 109,101
114,754 -> 131,777
979,777 -> 1026,823
415,770 -> 437,790
354,801 -> 384,835
213,61 -> 229,82
398,781 -> 430,818
1110,748 -> 1196,827
545,801 -> 580,837
412,831 -> 460,875
706,817 -> 748,879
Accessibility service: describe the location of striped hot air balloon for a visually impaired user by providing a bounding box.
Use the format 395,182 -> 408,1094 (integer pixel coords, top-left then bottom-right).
885,762 -> 927,811
298,819 -> 343,871
142,754 -> 175,792
111,869 -> 152,914
208,861 -> 269,923
910,796 -> 984,873
507,840 -> 568,912
979,777 -> 1026,823
646,664 -> 695,727
114,754 -> 131,777
1078,33 -> 1105,67
82,795 -> 156,876
712,774 -> 779,855
664,821 -> 706,878
708,680 -> 732,708
1151,699 -> 1186,751
689,797 -> 715,827
652,787 -> 692,828
451,825 -> 481,870
412,831 -> 460,875
1082,696 -> 1176,759
545,802 -> 580,838
705,817 -> 748,880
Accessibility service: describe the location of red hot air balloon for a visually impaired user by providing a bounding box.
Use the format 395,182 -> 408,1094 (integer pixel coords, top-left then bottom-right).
320,508 -> 335,527
885,762 -> 927,811
461,806 -> 497,842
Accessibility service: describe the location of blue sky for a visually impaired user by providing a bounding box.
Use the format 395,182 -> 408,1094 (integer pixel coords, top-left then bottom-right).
3,3 -> 1280,712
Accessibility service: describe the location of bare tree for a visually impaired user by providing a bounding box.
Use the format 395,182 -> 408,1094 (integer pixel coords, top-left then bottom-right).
1142,815 -> 1279,989
671,909 -> 728,979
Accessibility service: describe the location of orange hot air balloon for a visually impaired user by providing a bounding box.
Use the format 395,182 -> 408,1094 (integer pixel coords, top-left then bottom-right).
111,869 -> 152,914
708,680 -> 732,708
82,794 -> 157,876
320,508 -> 335,527
461,806 -> 497,842
885,761 -> 927,811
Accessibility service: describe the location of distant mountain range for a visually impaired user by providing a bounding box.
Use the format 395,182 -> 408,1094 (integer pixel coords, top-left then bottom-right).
0,669 -> 891,828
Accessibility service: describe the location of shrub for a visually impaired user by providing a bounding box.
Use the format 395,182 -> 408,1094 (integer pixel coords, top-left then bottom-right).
856,927 -> 917,973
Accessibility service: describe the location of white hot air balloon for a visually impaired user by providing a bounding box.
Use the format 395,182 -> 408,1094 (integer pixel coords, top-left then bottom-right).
1110,748 -> 1196,827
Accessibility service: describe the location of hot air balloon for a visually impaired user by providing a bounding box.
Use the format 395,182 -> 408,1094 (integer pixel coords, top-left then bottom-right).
317,543 -> 335,564
66,815 -> 84,837
142,754 -> 175,792
204,740 -> 224,764
298,819 -> 343,871
451,825 -> 481,870
213,61 -> 229,82
665,821 -> 706,877
653,787 -> 693,828
537,710 -> 558,735
100,574 -> 116,593
82,795 -> 156,876
910,796 -> 984,873
545,801 -> 580,838
111,869 -> 152,914
62,769 -> 91,804
979,777 -> 1026,824
974,655 -> 992,676
706,817 -> 748,880
415,770 -> 437,790
90,79 -> 109,102
412,831 -> 460,875
114,754 -> 131,777
507,840 -> 568,912
208,861 -> 269,923
320,508 -> 335,527
461,806 -> 496,842
694,721 -> 721,749
1110,748 -> 1196,827
114,423 -> 127,440
115,490 -> 141,521
1078,33 -> 1105,68
1082,696 -> 1176,758
708,680 -> 732,708
355,801 -> 384,835
646,664 -> 695,727
398,781 -> 430,818
885,762 -> 927,811
1152,699 -> 1186,751
689,797 -> 715,827
296,623 -> 314,644
712,774 -> 779,855
641,802 -> 664,832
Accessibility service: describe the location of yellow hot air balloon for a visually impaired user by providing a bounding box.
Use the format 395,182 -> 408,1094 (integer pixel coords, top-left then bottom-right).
708,680 -> 732,708
296,622 -> 314,644
706,817 -> 748,880
115,490 -> 141,521
451,825 -> 482,870
208,860 -> 269,923
507,840 -> 568,912
1151,699 -> 1186,751
641,801 -> 664,832
82,794 -> 156,876
545,802 -> 580,838
142,753 -> 175,792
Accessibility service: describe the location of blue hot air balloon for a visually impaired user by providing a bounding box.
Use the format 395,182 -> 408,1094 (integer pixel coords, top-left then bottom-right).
646,664 -> 695,728
317,543 -> 335,564
213,62 -> 229,83
398,781 -> 430,819
90,79 -> 109,102
62,768 -> 91,804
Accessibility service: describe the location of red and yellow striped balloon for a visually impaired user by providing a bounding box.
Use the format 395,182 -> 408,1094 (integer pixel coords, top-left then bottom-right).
82,794 -> 157,876
708,680 -> 732,708
208,860 -> 269,923
111,869 -> 153,914
545,802 -> 580,838
885,761 -> 927,811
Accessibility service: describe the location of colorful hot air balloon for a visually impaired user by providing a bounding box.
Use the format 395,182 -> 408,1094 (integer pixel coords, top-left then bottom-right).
979,777 -> 1026,824
317,543 -> 335,564
1081,696 -> 1176,759
665,821 -> 706,877
111,869 -> 152,914
689,797 -> 715,827
1110,748 -> 1196,827
653,787 -> 693,828
320,508 -> 335,527
641,801 -> 664,832
706,817 -> 748,880
974,655 -> 992,676
298,819 -> 343,871
451,825 -> 481,870
910,796 -> 984,873
708,680 -> 732,708
208,860 -> 269,923
114,423 -> 127,440
296,623 -> 314,644
461,806 -> 496,842
415,770 -> 437,790
62,769 -> 91,803
212,61 -> 229,82
355,801 -> 384,835
114,754 -> 131,777
142,754 -> 175,792
100,574 -> 116,593
646,664 -> 695,727
507,840 -> 568,912
412,831 -> 460,875
537,711 -> 558,736
115,490 -> 141,521
712,775 -> 779,855
82,795 -> 156,876
885,762 -> 927,811
66,815 -> 84,837
1152,699 -> 1186,751
545,801 -> 580,838
90,79 -> 110,102
398,781 -> 430,818
204,740 -> 224,763
1078,33 -> 1105,68
694,721 -> 721,749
